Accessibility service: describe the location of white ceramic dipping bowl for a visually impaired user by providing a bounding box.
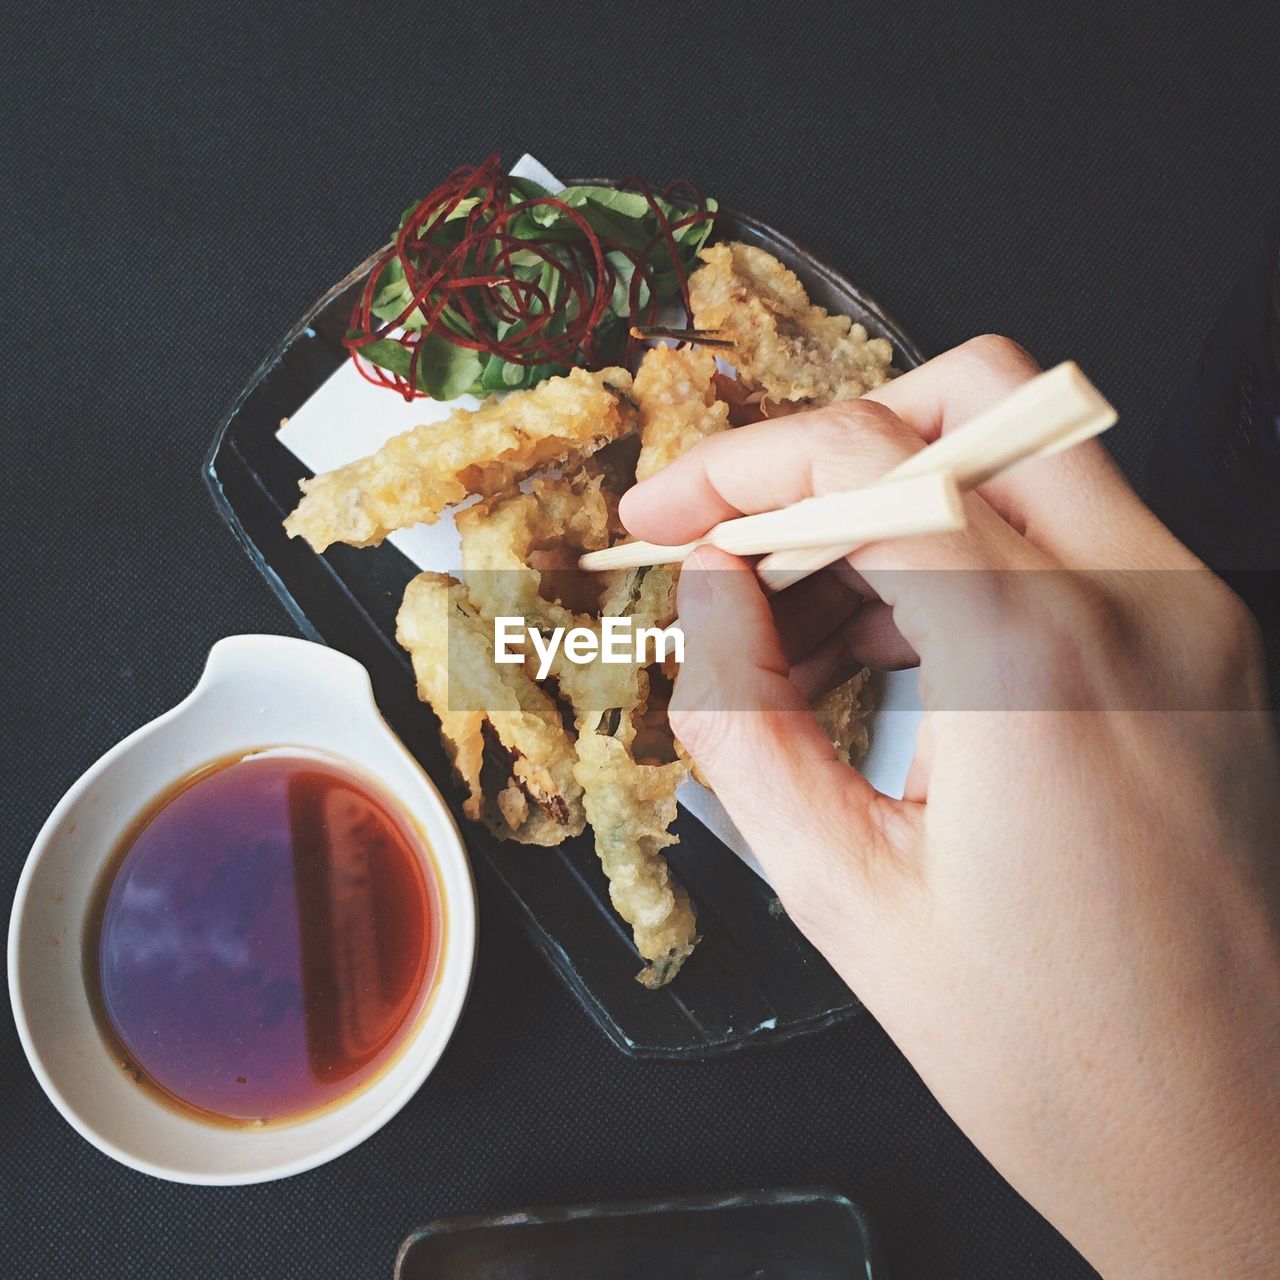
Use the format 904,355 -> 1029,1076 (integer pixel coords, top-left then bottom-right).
7,635 -> 476,1185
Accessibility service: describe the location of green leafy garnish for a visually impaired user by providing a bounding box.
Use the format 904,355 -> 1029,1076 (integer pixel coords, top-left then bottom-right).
346,158 -> 717,400
355,332 -> 484,401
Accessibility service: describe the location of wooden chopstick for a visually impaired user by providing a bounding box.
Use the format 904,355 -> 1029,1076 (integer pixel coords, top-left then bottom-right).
577,471 -> 966,571
576,361 -> 1114,579
753,361 -> 1116,591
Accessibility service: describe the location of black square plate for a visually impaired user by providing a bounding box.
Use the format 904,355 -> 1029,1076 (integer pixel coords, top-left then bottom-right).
204,187 -> 923,1059
394,1187 -> 887,1280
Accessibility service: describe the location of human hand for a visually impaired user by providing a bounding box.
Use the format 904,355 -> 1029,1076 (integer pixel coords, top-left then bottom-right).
620,336 -> 1280,1280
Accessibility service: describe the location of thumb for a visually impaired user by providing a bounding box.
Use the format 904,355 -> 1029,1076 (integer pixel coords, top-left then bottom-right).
671,546 -> 918,936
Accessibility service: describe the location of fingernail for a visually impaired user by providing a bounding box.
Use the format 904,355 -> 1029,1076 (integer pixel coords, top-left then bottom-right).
679,555 -> 714,619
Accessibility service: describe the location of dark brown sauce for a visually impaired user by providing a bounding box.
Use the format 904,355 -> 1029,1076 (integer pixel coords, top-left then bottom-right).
85,750 -> 441,1126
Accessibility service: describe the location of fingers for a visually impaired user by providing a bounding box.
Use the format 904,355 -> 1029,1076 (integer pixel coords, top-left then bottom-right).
627,333 -> 1190,571
620,397 -> 925,544
861,333 -> 1044,442
632,331 -> 1196,717
672,546 -> 917,918
620,337 -> 1036,548
625,384 -> 1045,690
788,601 -> 918,702
1004,442 -> 1195,570
626,351 -> 1049,686
868,335 -> 1191,570
771,566 -> 864,666
900,711 -> 934,805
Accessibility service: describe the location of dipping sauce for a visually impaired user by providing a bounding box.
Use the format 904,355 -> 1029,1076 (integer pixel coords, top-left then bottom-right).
86,750 -> 441,1126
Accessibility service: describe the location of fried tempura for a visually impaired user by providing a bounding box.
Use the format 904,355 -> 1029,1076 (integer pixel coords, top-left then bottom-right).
456,474 -> 696,984
285,367 -> 637,551
633,345 -> 730,481
565,560 -> 694,984
457,469 -> 679,726
689,242 -> 894,406
555,564 -> 680,729
542,353 -> 728,983
292,237 -> 895,991
458,470 -> 636,709
574,723 -> 696,988
456,469 -> 618,664
812,668 -> 877,766
396,571 -> 585,845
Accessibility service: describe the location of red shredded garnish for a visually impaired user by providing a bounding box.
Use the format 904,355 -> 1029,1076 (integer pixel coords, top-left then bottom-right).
344,155 -> 715,399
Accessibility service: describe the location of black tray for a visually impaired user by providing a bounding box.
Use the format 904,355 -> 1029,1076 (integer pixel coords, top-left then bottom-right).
394,1187 -> 886,1280
204,187 -> 923,1059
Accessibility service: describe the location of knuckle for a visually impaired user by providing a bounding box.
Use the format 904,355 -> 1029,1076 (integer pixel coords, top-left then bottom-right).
806,401 -> 918,490
1054,573 -> 1126,646
1137,569 -> 1264,703
992,573 -> 1267,712
806,411 -> 868,456
989,574 -> 1123,706
1046,576 -> 1124,667
1218,590 -> 1263,659
1189,579 -> 1264,685
822,397 -> 908,446
960,333 -> 1041,384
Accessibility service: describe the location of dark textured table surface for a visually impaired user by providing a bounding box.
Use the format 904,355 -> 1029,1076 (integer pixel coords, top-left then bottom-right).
5,4 -> 1280,1276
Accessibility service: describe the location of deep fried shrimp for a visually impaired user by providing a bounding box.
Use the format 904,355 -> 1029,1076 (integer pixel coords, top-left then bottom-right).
285,367 -> 637,551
